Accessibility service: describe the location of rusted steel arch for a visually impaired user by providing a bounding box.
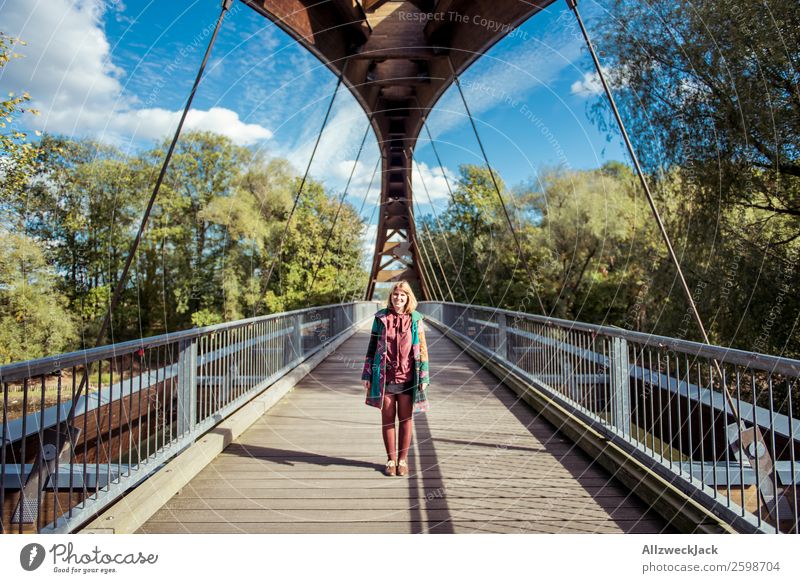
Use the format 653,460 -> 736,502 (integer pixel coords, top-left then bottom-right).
242,0 -> 555,299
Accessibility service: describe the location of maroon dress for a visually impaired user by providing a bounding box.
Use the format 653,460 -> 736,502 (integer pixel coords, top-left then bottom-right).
385,309 -> 413,394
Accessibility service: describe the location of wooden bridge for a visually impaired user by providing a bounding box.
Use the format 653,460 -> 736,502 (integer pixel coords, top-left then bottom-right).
2,0 -> 798,537
136,320 -> 668,534
3,301 -> 797,535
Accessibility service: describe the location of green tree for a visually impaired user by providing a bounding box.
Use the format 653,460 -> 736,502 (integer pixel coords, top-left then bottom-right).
2,125 -> 370,360
264,175 -> 367,312
0,228 -> 77,363
593,0 -> 800,235
515,163 -> 659,322
638,169 -> 800,354
0,33 -> 40,198
199,155 -> 292,321
9,137 -> 139,341
435,164 -> 510,305
147,131 -> 252,324
0,34 -> 77,362
591,0 -> 800,354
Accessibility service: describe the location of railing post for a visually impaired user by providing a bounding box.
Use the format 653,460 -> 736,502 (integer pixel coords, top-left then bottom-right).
562,356 -> 578,403
330,306 -> 339,340
610,336 -> 631,432
292,314 -> 303,362
177,338 -> 198,437
496,313 -> 508,361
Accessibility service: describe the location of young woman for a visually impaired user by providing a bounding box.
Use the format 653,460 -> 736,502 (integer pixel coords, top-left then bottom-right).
361,281 -> 430,476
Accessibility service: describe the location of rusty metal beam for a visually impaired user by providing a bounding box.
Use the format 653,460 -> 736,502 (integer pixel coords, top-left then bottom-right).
241,0 -> 556,300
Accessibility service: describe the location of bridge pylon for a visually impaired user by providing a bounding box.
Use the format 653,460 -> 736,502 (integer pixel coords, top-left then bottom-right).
242,0 -> 555,299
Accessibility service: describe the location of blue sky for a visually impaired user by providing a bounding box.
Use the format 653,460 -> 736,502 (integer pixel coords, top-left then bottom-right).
1,0 -> 626,243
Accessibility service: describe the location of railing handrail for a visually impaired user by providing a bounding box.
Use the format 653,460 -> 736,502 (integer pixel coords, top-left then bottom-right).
428,305 -> 799,442
419,300 -> 799,533
2,323 -> 294,444
0,301 -> 367,382
1,301 -> 380,534
420,301 -> 800,377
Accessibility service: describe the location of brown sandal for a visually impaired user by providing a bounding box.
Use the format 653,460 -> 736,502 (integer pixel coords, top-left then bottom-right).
385,459 -> 397,476
397,459 -> 408,477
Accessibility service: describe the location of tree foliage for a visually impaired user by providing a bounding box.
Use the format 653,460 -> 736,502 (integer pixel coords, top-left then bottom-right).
581,0 -> 800,355
0,32 -> 40,196
420,161 -> 799,358
0,32 -> 78,364
593,0 -> 800,217
0,229 -> 77,363
1,129 -> 368,361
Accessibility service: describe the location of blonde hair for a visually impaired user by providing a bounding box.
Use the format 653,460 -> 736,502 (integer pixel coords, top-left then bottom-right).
386,280 -> 418,313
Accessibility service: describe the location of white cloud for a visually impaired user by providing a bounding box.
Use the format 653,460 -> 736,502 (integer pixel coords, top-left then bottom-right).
363,223 -> 378,247
361,223 -> 378,269
330,158 -> 381,198
411,160 -> 457,203
570,66 -> 627,97
113,107 -> 272,145
0,0 -> 272,146
277,96 -> 457,205
571,71 -> 604,97
282,100 -> 370,169
276,98 -> 382,194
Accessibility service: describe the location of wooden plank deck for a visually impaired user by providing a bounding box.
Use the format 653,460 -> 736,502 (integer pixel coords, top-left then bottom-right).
138,320 -> 672,534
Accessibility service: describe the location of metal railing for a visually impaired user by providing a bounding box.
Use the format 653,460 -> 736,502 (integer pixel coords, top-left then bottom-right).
419,301 -> 800,533
0,301 -> 379,533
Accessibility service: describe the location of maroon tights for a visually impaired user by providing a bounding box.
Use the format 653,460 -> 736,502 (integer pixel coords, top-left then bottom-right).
381,393 -> 413,462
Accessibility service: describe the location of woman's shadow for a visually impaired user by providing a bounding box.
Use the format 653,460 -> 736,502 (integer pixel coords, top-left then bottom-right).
226,443 -> 384,472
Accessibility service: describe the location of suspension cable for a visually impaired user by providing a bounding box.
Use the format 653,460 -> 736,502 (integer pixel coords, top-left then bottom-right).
420,220 -> 452,302
415,121 -> 503,306
66,0 -> 234,423
261,70 -> 345,301
407,172 -> 455,302
345,156 -> 381,304
410,152 -> 459,302
446,56 -> 548,315
410,191 -> 446,302
21,0 -> 236,514
308,115 -> 373,292
357,156 -> 382,218
414,224 -> 440,302
565,1 -> 735,408
420,240 -> 443,301
416,103 -> 471,302
420,223 -> 448,302
362,158 -> 384,300
409,199 -> 441,301
565,0 -> 786,520
408,210 -> 432,301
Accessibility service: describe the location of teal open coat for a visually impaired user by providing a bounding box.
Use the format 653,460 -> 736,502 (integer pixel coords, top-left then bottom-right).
361,308 -> 430,413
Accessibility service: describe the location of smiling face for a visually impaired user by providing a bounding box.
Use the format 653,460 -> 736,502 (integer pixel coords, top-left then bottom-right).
390,287 -> 409,312
385,280 -> 417,313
